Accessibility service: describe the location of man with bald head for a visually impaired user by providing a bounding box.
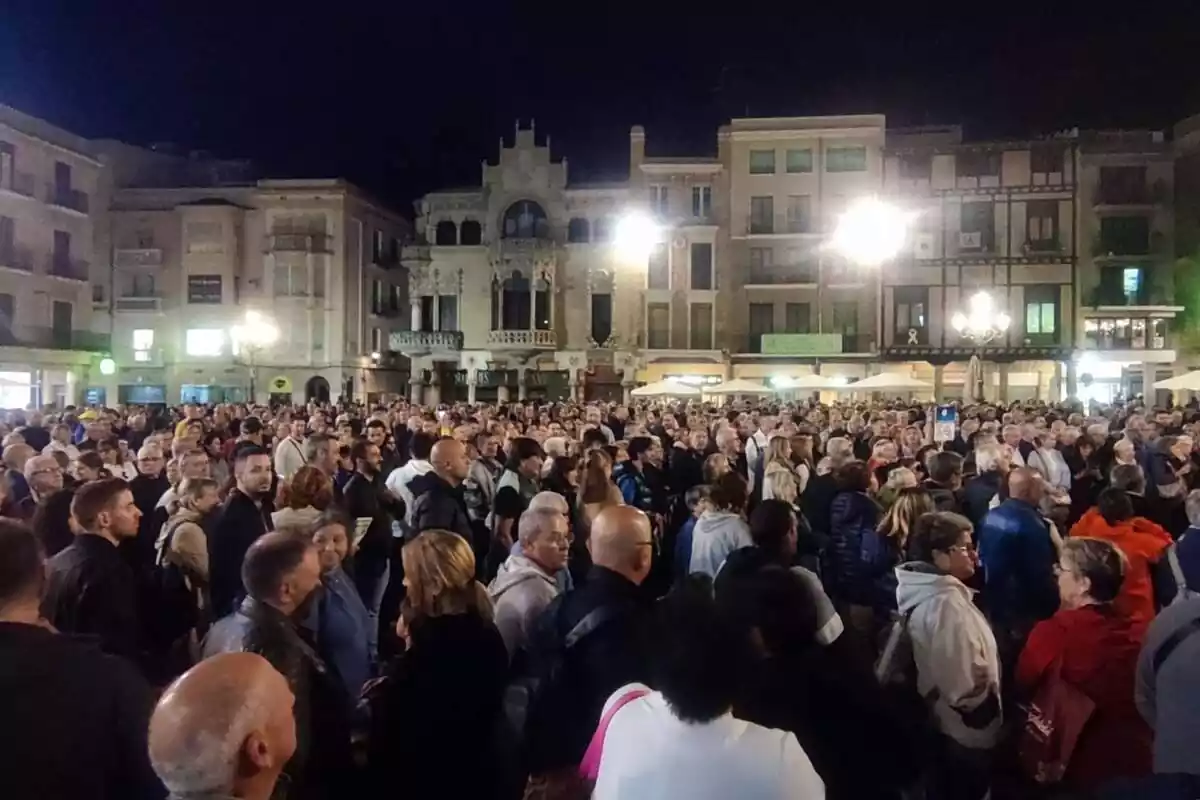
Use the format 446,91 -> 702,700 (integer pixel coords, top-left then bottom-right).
523,505 -> 654,792
150,653 -> 296,800
408,436 -> 475,550
977,467 -> 1059,655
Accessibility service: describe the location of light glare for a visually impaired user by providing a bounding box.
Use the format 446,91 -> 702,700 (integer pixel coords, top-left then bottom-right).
613,211 -> 662,259
829,198 -> 913,266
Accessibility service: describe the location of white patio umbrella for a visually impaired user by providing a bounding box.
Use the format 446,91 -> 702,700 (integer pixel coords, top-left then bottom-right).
706,378 -> 773,396
1153,371 -> 1200,391
631,379 -> 702,398
773,374 -> 844,391
843,373 -> 933,391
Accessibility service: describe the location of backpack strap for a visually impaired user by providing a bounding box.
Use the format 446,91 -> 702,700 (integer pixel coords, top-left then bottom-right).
564,604 -> 627,649
1152,617 -> 1200,676
1167,545 -> 1191,599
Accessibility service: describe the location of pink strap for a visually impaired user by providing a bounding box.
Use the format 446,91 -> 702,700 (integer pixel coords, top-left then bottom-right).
579,688 -> 650,781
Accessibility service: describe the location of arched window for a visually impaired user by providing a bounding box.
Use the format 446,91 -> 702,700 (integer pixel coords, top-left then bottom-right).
502,270 -> 531,329
567,218 -> 590,243
534,277 -> 551,330
501,201 -> 549,239
459,219 -> 482,245
434,220 -> 458,246
590,270 -> 614,346
592,215 -> 614,242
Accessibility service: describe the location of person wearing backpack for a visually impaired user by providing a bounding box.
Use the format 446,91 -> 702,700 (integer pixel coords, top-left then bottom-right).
155,477 -> 220,670
896,511 -> 1001,800
1136,593 -> 1200,777
521,506 -> 655,800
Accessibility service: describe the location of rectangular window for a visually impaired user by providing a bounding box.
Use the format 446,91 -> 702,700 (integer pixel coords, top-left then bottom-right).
749,150 -> 776,175
0,293 -> 13,328
0,215 -> 13,253
894,287 -> 928,340
312,312 -> 325,351
1030,147 -> 1062,175
785,302 -> 811,332
691,186 -> 712,219
390,284 -> 403,312
273,263 -> 308,297
131,273 -> 155,296
185,222 -> 223,254
371,279 -> 383,314
957,150 -> 1000,178
372,229 -> 385,262
750,196 -> 774,234
420,296 -> 434,332
749,247 -> 773,277
186,274 -> 222,304
649,185 -> 669,216
689,303 -> 713,350
647,243 -> 669,290
785,148 -> 813,174
52,229 -> 70,265
831,301 -> 858,333
647,302 -> 671,349
960,202 -> 995,251
1098,166 -> 1149,204
1099,216 -> 1151,255
690,242 -> 713,290
51,301 -> 72,343
900,154 -> 932,180
371,327 -> 382,353
826,146 -> 867,173
132,329 -> 154,350
785,195 -> 812,233
312,262 -> 326,298
438,295 -> 458,331
1122,267 -> 1143,303
1027,199 -> 1058,248
185,329 -> 226,357
1024,285 -> 1059,336
92,283 -> 104,303
591,293 -> 613,345
748,303 -> 774,352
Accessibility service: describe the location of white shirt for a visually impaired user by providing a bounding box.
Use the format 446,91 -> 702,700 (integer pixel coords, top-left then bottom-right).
43,441 -> 79,462
274,436 -> 307,480
385,459 -> 433,523
594,686 -> 824,799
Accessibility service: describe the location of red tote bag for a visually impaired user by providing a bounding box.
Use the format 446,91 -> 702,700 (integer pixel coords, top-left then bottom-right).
1017,656 -> 1096,785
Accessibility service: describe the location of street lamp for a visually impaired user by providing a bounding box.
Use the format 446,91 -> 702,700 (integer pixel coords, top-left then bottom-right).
230,310 -> 279,404
613,210 -> 662,260
951,291 -> 1011,401
829,197 -> 914,266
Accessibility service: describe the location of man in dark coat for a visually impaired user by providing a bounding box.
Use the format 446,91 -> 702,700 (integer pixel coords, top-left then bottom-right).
126,444 -> 170,570
409,438 -> 474,545
962,443 -> 1009,531
207,446 -> 274,619
344,439 -> 405,617
0,519 -> 164,800
922,450 -> 965,514
42,478 -> 149,670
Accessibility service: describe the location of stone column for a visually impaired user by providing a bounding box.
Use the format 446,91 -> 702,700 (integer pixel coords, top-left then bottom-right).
65,368 -> 80,407
432,294 -> 441,331
998,363 -> 1010,404
1066,360 -> 1078,401
932,364 -> 945,401
622,380 -> 634,406
466,370 -> 478,405
1143,361 -> 1157,403
426,371 -> 441,406
408,375 -> 424,405
497,384 -> 510,404
517,367 -> 528,402
410,299 -> 422,332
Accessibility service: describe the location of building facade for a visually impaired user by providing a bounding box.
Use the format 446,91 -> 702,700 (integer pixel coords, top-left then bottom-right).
0,104 -> 107,408
92,143 -> 411,405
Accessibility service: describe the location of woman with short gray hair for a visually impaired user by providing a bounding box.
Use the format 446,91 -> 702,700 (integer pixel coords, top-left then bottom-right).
1015,536 -> 1153,791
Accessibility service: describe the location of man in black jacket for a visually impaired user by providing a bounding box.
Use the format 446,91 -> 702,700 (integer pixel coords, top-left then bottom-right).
208,446 -> 274,619
0,519 -> 164,800
203,532 -> 351,799
524,506 -> 654,794
669,428 -> 709,497
922,450 -> 965,514
409,438 -> 474,545
344,439 -> 405,618
962,443 -> 1009,531
42,478 -> 149,670
126,444 -> 169,571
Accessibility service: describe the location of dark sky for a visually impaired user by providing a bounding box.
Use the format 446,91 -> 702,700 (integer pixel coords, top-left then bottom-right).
2,1 -> 1198,211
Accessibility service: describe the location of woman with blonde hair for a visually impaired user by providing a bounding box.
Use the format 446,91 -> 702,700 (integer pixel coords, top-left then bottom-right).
877,464 -> 918,510
760,435 -> 801,505
271,465 -> 334,529
864,486 -> 935,618
368,530 -> 509,797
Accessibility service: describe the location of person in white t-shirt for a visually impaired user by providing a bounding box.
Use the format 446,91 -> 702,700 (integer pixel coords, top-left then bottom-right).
592,579 -> 824,799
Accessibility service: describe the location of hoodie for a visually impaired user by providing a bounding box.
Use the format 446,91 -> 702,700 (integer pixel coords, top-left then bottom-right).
1070,508 -> 1172,626
688,510 -> 753,578
896,562 -> 1002,750
487,554 -> 561,660
385,458 -> 433,525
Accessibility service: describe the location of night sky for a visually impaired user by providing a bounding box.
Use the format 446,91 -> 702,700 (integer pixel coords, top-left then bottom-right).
2,1 -> 1198,210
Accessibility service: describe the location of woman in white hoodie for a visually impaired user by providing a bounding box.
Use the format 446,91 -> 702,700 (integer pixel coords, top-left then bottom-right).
689,472 -> 753,578
895,511 -> 1001,800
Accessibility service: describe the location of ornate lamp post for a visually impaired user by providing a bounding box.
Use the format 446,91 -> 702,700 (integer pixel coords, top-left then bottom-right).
951,291 -> 1011,401
230,310 -> 279,404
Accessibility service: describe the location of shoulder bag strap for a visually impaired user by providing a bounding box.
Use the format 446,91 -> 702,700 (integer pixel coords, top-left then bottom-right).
579,687 -> 650,780
1167,545 -> 1189,596
1153,617 -> 1200,676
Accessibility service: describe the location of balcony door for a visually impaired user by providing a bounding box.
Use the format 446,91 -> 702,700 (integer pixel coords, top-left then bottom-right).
51,300 -> 72,347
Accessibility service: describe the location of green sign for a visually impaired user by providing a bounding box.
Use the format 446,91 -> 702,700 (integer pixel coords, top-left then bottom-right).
760,333 -> 844,356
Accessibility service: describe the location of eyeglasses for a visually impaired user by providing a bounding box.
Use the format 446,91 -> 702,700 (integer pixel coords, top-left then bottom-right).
948,543 -> 976,555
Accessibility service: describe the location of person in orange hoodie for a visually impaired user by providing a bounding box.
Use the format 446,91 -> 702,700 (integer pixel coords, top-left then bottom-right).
1070,486 -> 1172,626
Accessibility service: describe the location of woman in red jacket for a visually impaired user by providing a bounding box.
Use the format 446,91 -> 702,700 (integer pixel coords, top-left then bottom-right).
1016,537 -> 1153,792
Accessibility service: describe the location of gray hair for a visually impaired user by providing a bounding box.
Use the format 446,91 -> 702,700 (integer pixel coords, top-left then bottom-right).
177,478 -> 219,510
517,506 -> 566,547
528,490 -> 569,515
137,443 -> 164,460
1110,464 -> 1145,494
1061,537 -> 1127,604
149,689 -> 268,796
825,436 -> 853,466
1186,490 -> 1200,527
975,443 -> 1004,473
304,432 -> 335,463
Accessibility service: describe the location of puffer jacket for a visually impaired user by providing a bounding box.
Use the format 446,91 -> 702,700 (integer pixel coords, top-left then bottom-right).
487,554 -> 560,661
1070,508 -> 1172,626
828,490 -> 880,606
896,562 -> 1002,750
977,497 -> 1059,627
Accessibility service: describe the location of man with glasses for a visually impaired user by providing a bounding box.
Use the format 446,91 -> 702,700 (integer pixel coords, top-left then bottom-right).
11,454 -> 64,520
127,444 -> 169,571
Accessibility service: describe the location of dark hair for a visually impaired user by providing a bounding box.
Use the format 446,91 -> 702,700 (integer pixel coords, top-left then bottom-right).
748,499 -> 795,562
241,531 -> 313,601
1097,487 -> 1134,525
628,436 -> 654,463
714,564 -> 818,659
506,437 -> 544,470
410,432 -> 437,461
278,466 -> 334,511
834,461 -> 870,493
1110,464 -> 1146,494
909,511 -> 973,563
313,508 -> 354,537
546,455 -> 578,487
651,576 -> 747,724
31,488 -> 76,557
349,438 -> 375,464
0,519 -> 43,608
927,451 -> 964,484
709,471 -> 748,512
77,451 -> 105,471
684,483 -> 709,512
70,478 -> 129,532
233,444 -> 270,463
241,416 -> 264,436
365,419 -> 388,434
581,428 -> 608,451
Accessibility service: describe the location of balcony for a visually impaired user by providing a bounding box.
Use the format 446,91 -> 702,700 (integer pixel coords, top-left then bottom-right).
46,256 -> 89,282
0,171 -> 36,199
389,330 -> 464,354
1093,181 -> 1167,207
487,329 -> 557,349
45,185 -> 89,214
745,214 -> 816,237
115,295 -> 162,313
265,232 -> 332,253
0,326 -> 110,352
1021,238 -> 1064,256
756,332 -> 873,355
1085,285 -> 1175,308
0,244 -> 34,273
745,264 -> 819,286
114,248 -> 164,269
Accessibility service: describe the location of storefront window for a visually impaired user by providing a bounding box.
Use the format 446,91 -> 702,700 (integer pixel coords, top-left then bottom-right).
1131,319 -> 1147,349
1151,318 -> 1168,348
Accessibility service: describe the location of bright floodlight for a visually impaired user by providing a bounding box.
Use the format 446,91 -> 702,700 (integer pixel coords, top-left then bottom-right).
231,310 -> 280,350
829,197 -> 913,266
952,291 -> 1010,338
614,211 -> 662,260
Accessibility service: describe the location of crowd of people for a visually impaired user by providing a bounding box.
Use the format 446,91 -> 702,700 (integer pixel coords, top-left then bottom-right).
1,397 -> 1199,799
